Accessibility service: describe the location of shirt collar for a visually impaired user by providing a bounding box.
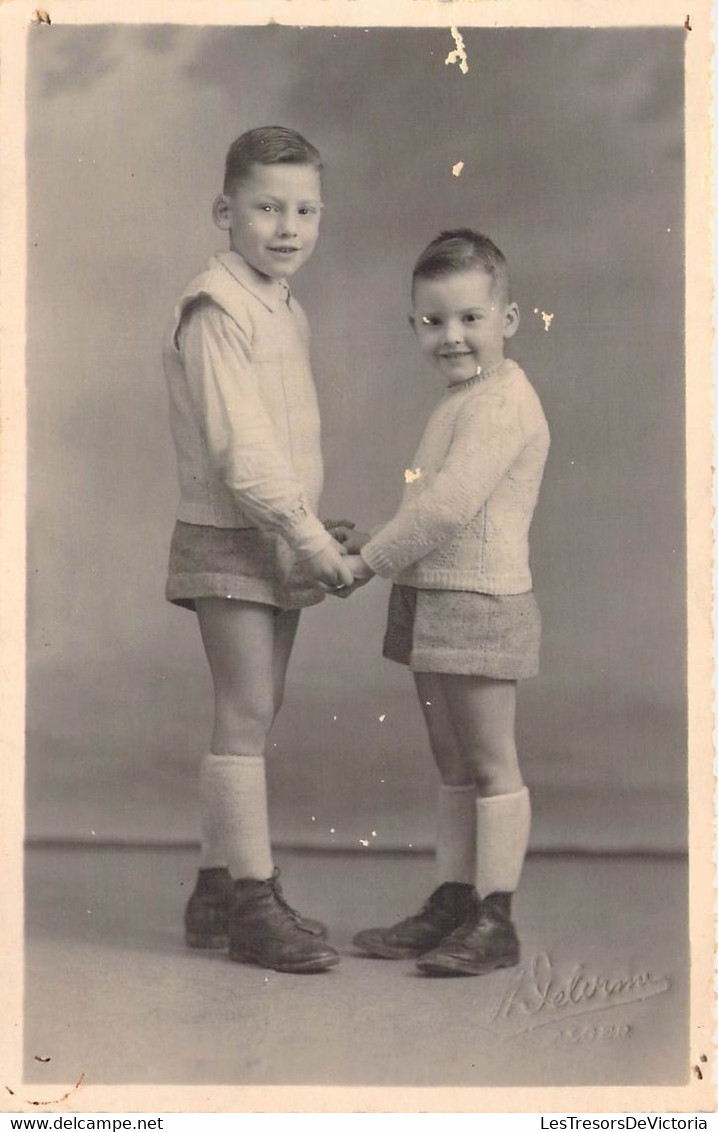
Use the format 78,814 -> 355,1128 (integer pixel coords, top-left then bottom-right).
212,251 -> 291,313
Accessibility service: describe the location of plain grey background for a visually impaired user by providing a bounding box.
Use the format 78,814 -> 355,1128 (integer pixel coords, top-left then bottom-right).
25,25 -> 686,853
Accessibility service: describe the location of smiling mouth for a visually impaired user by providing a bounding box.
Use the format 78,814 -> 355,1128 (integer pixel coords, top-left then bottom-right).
441,351 -> 472,359
268,246 -> 301,254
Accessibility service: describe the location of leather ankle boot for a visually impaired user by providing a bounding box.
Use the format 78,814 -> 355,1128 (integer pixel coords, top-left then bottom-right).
184,867 -> 235,949
185,866 -> 327,949
416,891 -> 520,976
353,882 -> 479,959
229,874 -> 340,973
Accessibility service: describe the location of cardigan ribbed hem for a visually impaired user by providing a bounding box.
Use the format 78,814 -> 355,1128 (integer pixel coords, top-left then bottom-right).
361,545 -> 532,596
399,569 -> 533,594
396,570 -> 532,597
361,550 -> 533,595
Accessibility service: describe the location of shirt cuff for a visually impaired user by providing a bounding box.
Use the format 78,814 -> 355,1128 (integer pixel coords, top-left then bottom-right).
290,513 -> 334,560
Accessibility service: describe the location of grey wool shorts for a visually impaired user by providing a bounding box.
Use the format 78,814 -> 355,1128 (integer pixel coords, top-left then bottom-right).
382,584 -> 541,679
165,521 -> 325,612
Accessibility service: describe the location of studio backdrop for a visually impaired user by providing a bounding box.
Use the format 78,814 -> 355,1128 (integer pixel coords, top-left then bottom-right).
25,25 -> 686,853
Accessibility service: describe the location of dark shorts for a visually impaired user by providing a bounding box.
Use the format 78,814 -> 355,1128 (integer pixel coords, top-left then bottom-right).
383,584 -> 541,679
165,521 -> 324,612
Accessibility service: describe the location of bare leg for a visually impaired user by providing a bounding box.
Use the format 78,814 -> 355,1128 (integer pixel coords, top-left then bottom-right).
440,675 -> 522,797
195,603 -> 296,871
414,672 -> 476,886
197,598 -> 277,757
413,672 -> 473,786
415,676 -> 528,975
194,599 -> 280,881
352,674 -> 484,956
187,599 -> 278,941
187,600 -> 336,969
436,674 -> 530,898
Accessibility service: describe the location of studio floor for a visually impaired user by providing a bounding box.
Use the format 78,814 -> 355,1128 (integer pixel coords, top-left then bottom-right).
23,846 -> 688,1089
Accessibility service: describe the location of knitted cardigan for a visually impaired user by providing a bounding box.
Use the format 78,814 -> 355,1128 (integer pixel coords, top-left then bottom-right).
361,360 -> 550,593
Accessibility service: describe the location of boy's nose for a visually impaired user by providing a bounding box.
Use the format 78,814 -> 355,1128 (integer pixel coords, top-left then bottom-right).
443,324 -> 463,344
277,213 -> 298,237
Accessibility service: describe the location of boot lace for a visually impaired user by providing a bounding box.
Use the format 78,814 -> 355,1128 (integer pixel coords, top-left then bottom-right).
267,867 -> 304,925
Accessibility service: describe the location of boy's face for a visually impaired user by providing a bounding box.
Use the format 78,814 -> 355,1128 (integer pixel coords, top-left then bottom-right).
214,163 -> 322,280
411,269 -> 519,385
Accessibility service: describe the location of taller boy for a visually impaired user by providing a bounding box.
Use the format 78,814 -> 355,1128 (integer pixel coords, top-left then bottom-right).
163,127 -> 352,973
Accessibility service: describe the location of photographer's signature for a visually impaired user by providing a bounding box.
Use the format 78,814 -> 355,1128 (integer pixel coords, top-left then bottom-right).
492,951 -> 671,1036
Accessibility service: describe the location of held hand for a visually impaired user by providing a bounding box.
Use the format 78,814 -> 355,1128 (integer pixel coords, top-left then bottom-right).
326,554 -> 375,599
300,540 -> 355,591
326,525 -> 359,549
323,519 -> 357,555
341,530 -> 371,554
348,555 -> 374,582
323,518 -> 355,539
325,525 -> 371,554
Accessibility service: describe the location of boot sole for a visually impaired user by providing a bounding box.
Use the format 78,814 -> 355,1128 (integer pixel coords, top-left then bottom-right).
186,927 -> 327,946
229,948 -> 341,973
417,953 -> 519,977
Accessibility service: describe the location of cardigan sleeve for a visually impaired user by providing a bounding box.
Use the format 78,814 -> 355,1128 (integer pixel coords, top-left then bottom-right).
361,390 -> 528,578
179,300 -> 331,560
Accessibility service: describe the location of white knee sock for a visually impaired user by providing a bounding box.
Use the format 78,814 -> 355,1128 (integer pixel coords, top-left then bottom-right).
199,753 -> 273,881
474,786 -> 531,898
436,784 -> 477,885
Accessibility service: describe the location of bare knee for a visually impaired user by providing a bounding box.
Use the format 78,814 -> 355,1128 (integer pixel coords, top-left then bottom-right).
471,746 -> 523,796
212,695 -> 275,758
431,739 -> 474,787
422,714 -> 472,787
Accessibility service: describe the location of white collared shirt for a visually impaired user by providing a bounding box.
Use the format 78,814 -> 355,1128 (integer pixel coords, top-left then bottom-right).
162,251 -> 331,560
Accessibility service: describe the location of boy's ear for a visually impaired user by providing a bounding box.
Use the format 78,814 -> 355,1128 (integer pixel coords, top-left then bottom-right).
503,302 -> 520,340
212,194 -> 231,232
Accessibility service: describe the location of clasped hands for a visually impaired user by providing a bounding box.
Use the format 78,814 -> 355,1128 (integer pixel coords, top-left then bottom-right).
319,518 -> 374,598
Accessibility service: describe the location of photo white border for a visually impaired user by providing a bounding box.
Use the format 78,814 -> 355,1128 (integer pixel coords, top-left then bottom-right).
0,0 -> 713,1113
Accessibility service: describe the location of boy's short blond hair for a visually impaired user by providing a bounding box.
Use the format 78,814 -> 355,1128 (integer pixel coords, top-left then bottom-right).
413,229 -> 511,303
223,126 -> 323,194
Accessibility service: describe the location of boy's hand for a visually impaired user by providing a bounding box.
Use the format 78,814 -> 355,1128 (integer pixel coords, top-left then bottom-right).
327,554 -> 375,599
324,520 -> 370,555
323,519 -> 357,555
323,518 -> 355,538
300,540 -> 355,591
349,555 -> 374,582
340,530 -> 371,554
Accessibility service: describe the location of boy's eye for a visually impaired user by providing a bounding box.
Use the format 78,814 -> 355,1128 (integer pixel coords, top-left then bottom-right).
299,206 -> 318,215
464,313 -> 480,323
421,316 -> 440,327
258,204 -> 278,213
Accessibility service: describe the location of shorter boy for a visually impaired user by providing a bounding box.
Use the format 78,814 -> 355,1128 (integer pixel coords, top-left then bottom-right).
341,230 -> 550,975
